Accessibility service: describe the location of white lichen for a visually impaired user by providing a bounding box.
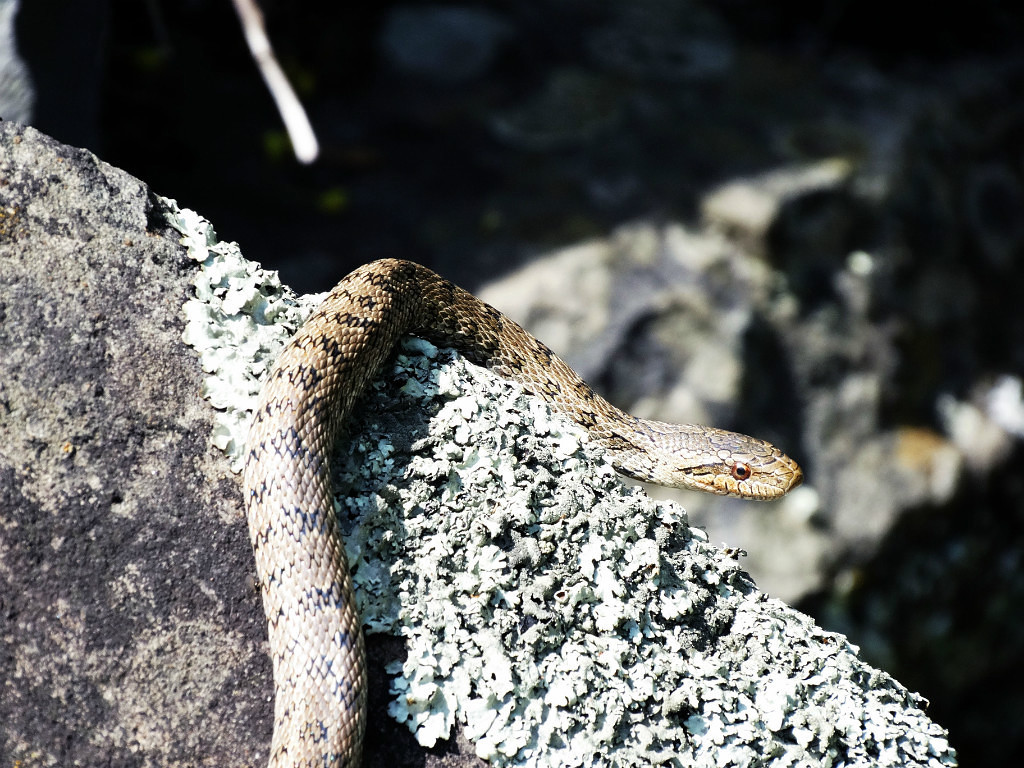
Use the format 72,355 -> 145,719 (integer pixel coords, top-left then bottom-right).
164,198 -> 323,469
337,343 -> 956,767
168,199 -> 957,767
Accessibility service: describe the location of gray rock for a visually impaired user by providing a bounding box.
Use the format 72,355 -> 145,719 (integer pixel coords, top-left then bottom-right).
0,123 -> 270,765
0,0 -> 34,124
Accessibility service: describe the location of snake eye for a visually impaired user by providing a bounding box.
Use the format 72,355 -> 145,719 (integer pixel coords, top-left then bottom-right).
731,462 -> 752,482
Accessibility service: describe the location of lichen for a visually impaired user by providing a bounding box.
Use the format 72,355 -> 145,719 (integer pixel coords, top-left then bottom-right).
168,198 -> 957,767
164,198 -> 322,469
336,338 -> 957,768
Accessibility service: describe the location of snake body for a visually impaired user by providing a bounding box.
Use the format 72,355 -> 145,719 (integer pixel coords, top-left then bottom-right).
242,259 -> 802,767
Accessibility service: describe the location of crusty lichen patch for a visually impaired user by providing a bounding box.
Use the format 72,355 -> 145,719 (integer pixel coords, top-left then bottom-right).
337,340 -> 955,768
167,199 -> 957,767
165,198 -> 324,469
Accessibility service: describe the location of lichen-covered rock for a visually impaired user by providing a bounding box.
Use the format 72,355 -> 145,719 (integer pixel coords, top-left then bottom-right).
1,122 -> 958,767
172,189 -> 957,766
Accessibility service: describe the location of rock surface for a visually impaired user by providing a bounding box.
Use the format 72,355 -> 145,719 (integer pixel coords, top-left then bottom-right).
0,123 -> 270,765
0,123 -> 958,766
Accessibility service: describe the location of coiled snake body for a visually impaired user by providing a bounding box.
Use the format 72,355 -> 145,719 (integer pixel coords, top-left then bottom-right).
243,259 -> 803,767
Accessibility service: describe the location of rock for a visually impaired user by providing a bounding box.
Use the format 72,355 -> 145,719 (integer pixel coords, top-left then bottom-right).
700,159 -> 856,260
0,123 -> 270,765
0,0 -> 34,125
0,123 -> 958,766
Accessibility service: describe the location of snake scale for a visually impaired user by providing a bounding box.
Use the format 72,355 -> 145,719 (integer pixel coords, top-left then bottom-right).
242,258 -> 803,767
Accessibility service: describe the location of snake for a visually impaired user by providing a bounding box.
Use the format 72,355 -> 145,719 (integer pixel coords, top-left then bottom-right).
242,258 -> 803,767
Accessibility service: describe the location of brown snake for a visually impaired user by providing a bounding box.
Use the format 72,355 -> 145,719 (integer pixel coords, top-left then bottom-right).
242,259 -> 803,767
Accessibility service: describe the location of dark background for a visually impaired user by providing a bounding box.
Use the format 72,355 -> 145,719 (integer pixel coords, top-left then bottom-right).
18,0 -> 1023,293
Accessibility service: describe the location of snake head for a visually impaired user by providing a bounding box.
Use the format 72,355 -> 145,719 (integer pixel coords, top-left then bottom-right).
613,420 -> 804,500
695,444 -> 804,500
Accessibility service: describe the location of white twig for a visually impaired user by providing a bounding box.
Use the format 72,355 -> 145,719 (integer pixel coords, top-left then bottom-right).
230,0 -> 319,164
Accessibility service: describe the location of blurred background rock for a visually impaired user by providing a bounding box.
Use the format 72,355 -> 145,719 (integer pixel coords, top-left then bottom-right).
4,1 -> 1023,764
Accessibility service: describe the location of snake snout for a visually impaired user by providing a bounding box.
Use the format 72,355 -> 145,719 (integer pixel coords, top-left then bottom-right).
785,461 -> 805,492
749,452 -> 804,499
